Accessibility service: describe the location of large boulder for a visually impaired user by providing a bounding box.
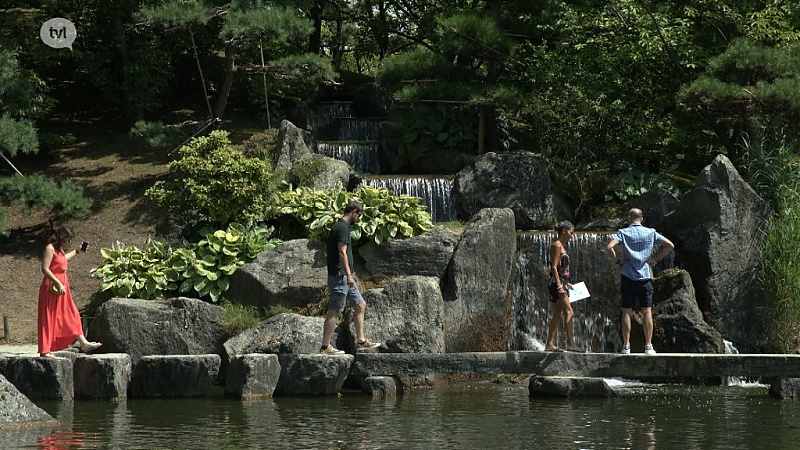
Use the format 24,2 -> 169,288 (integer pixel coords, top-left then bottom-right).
228,239 -> 327,309
274,119 -> 314,172
223,313 -> 342,362
358,226 -> 458,279
294,154 -> 349,190
661,155 -> 770,352
444,208 -> 516,352
352,276 -> 446,353
88,297 -> 227,365
626,188 -> 680,231
454,151 -> 556,229
629,270 -> 724,354
0,374 -> 57,430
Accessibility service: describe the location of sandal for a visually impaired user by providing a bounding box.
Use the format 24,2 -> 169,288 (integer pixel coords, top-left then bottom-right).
545,346 -> 564,352
567,345 -> 584,352
80,342 -> 102,352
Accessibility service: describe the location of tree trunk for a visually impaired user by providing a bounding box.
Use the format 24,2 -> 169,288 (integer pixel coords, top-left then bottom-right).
308,2 -> 322,54
214,42 -> 237,120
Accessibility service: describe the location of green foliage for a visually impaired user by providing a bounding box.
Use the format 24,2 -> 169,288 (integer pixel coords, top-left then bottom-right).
0,114 -> 38,157
271,184 -> 434,245
90,223 -> 282,302
604,168 -> 682,203
129,120 -> 184,150
752,133 -> 800,352
219,301 -> 263,336
390,103 -> 478,170
134,0 -> 209,28
288,157 -> 325,187
145,130 -> 280,227
238,129 -> 279,160
0,46 -> 48,158
0,174 -> 92,219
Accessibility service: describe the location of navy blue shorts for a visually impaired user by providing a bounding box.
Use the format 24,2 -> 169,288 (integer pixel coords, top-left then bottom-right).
620,276 -> 653,309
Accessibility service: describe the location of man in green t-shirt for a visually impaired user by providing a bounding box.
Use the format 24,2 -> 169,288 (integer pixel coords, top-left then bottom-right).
320,201 -> 381,354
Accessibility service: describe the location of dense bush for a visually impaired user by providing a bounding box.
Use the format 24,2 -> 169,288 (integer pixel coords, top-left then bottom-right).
271,184 -> 434,245
0,174 -> 93,220
90,223 -> 282,302
145,130 -> 280,227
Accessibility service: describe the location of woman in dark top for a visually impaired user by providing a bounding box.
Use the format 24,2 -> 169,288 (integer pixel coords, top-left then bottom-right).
545,221 -> 580,352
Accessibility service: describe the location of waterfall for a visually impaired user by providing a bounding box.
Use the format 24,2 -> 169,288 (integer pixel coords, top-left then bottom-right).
320,101 -> 353,118
337,118 -> 382,141
511,231 -> 623,353
317,142 -> 381,175
362,176 -> 456,223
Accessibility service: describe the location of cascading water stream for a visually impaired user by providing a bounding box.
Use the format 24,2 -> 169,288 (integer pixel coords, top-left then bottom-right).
317,141 -> 380,175
510,231 -> 624,353
361,176 -> 456,223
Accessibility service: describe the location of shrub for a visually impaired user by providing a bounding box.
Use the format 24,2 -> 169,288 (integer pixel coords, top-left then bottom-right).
0,174 -> 92,219
145,130 -> 280,227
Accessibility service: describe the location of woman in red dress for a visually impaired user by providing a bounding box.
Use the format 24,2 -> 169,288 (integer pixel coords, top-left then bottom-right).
38,225 -> 101,358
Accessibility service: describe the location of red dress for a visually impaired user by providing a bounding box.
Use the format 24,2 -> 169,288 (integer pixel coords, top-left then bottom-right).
38,249 -> 83,354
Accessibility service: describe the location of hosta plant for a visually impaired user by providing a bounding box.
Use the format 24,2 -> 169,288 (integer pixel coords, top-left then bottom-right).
90,224 -> 281,302
271,184 -> 434,245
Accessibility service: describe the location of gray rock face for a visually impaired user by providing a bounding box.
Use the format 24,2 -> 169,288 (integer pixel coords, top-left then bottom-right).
0,374 -> 57,429
300,154 -> 349,190
274,119 -> 314,172
225,354 -> 281,399
358,226 -> 458,279
275,354 -> 353,395
627,188 -> 680,231
88,297 -> 227,365
130,354 -> 221,398
454,151 -> 556,229
228,239 -> 327,309
0,356 -> 73,399
362,376 -> 399,396
769,378 -> 800,399
661,155 -> 770,351
223,313 -> 338,362
73,354 -> 132,400
444,208 -> 516,352
356,276 -> 446,353
528,376 -> 616,398
652,271 -> 724,354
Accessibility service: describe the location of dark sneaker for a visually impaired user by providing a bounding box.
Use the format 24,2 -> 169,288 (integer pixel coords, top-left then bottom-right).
320,345 -> 345,355
356,340 -> 381,350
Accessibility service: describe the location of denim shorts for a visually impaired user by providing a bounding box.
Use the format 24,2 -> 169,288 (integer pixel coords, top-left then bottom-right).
328,274 -> 365,311
620,276 -> 653,309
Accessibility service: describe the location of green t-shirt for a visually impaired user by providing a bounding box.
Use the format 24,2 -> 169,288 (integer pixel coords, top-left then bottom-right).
327,219 -> 353,276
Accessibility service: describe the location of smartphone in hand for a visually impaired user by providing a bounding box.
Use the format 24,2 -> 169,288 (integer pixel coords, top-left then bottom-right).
81,241 -> 89,252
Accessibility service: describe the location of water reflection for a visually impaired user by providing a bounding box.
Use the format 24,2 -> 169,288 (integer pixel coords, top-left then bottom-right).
17,382 -> 799,449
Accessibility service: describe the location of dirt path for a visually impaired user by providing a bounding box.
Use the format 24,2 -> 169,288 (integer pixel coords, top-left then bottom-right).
0,124 -> 169,343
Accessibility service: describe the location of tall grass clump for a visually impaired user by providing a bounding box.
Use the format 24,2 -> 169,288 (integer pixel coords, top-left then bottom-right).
743,132 -> 800,352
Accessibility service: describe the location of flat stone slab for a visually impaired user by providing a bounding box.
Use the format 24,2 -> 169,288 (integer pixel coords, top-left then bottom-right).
74,354 -> 131,400
0,355 -> 74,400
225,354 -> 281,399
276,354 -> 354,395
353,351 -> 800,381
130,354 -> 220,398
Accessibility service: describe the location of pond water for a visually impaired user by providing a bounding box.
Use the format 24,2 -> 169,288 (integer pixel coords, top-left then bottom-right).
6,380 -> 797,449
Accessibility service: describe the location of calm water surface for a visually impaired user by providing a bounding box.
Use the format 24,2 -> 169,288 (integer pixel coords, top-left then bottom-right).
5,381 -> 800,449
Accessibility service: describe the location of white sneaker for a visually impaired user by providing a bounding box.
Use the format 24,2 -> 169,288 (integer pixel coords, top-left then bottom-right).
621,345 -> 631,354
645,345 -> 657,355
320,345 -> 345,355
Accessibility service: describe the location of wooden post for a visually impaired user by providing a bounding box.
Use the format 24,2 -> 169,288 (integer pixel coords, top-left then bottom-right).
3,316 -> 9,341
478,105 -> 485,154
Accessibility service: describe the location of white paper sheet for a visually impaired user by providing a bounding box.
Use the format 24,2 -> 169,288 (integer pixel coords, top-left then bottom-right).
568,281 -> 590,302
